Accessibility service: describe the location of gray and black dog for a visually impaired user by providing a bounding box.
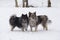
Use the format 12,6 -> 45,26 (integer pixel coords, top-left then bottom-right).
9,14 -> 29,31
29,12 -> 38,31
29,12 -> 51,31
21,14 -> 29,31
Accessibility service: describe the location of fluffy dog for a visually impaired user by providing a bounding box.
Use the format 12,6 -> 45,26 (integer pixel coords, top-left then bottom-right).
9,14 -> 22,31
29,12 -> 38,31
29,12 -> 50,31
9,14 -> 29,31
20,14 -> 29,31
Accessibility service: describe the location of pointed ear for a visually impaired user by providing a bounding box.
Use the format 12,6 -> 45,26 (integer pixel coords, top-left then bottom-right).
34,12 -> 36,15
29,12 -> 31,13
22,14 -> 24,15
26,14 -> 27,15
29,12 -> 31,17
25,14 -> 27,16
22,14 -> 24,16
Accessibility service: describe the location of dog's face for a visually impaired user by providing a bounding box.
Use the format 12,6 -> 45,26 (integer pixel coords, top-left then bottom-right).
29,12 -> 36,19
21,14 -> 28,23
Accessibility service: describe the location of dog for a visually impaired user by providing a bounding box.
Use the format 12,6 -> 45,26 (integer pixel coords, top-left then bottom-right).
9,14 -> 29,31
29,12 -> 51,31
9,14 -> 22,31
20,14 -> 29,31
29,12 -> 38,31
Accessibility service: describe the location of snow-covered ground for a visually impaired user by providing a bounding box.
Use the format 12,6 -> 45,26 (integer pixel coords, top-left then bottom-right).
0,0 -> 60,40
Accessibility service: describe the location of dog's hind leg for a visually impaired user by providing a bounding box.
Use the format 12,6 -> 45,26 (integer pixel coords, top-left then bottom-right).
11,26 -> 15,31
42,24 -> 48,30
45,25 -> 48,30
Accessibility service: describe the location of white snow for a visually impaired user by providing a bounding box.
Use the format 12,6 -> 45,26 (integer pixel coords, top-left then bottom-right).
0,0 -> 60,40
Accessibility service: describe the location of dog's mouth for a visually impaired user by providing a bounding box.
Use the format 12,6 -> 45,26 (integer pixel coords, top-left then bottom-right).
32,17 -> 35,19
23,22 -> 27,23
22,19 -> 27,23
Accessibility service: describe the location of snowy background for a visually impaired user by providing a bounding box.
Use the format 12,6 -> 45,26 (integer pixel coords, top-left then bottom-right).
0,0 -> 60,40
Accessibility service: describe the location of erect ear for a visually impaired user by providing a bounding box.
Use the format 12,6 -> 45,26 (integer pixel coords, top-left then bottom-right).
29,12 -> 31,17
25,14 -> 27,16
25,14 -> 27,15
22,14 -> 24,16
34,12 -> 36,15
29,12 -> 31,13
22,14 -> 24,17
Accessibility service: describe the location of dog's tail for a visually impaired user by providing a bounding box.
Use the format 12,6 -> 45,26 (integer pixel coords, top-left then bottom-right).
10,14 -> 16,18
9,14 -> 17,25
47,20 -> 52,24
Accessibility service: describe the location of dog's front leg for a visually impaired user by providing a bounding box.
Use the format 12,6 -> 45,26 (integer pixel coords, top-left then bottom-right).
30,26 -> 32,31
22,27 -> 24,31
35,26 -> 37,31
11,26 -> 15,31
25,28 -> 27,31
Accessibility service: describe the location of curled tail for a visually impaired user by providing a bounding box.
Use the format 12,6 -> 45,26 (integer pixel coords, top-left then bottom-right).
9,14 -> 17,25
47,20 -> 52,24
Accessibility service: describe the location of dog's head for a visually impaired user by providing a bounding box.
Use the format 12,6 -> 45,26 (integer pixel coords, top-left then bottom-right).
21,14 -> 28,23
29,12 -> 36,19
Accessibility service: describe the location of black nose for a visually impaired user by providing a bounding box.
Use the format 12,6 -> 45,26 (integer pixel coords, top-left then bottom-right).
32,16 -> 35,19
